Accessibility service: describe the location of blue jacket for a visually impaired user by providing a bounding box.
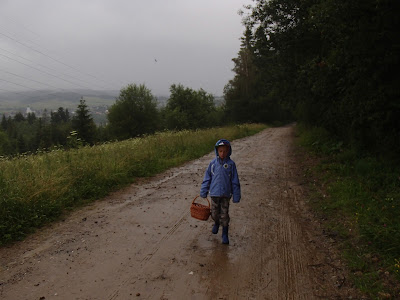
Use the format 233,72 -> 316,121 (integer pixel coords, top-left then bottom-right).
200,139 -> 241,203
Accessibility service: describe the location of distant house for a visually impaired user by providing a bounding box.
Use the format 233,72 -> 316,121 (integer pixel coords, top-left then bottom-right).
26,107 -> 34,114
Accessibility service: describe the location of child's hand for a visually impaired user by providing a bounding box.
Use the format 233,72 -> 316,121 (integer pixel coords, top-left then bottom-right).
232,198 -> 240,203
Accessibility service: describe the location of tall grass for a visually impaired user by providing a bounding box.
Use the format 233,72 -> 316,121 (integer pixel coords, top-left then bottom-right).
296,124 -> 400,299
0,124 -> 266,245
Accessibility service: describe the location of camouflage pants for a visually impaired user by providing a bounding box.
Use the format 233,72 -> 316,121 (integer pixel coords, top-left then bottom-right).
211,197 -> 230,227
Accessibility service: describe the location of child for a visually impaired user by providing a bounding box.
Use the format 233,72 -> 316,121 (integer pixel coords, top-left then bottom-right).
200,139 -> 241,244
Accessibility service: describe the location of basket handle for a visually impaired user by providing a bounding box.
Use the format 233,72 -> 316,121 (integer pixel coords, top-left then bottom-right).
192,195 -> 210,208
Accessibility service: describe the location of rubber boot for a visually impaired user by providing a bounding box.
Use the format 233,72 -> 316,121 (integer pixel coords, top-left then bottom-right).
222,226 -> 229,244
212,222 -> 220,234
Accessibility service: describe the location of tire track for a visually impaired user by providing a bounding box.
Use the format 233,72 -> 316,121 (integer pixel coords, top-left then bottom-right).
276,139 -> 314,300
108,214 -> 188,300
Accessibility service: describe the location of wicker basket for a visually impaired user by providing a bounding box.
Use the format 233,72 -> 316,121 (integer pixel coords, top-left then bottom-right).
190,196 -> 211,221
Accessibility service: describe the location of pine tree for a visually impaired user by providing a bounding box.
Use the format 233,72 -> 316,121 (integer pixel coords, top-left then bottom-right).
72,98 -> 96,145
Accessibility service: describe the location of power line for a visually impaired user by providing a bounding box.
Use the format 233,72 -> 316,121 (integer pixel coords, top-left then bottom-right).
0,15 -> 42,39
0,52 -> 93,90
0,68 -> 59,90
0,65 -> 118,105
0,30 -> 122,89
0,46 -> 107,90
0,56 -> 115,104
0,77 -> 43,92
0,86 -> 27,96
0,16 -> 126,104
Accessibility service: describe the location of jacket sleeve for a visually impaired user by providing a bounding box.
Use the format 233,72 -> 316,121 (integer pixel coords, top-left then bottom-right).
231,162 -> 241,203
200,163 -> 212,198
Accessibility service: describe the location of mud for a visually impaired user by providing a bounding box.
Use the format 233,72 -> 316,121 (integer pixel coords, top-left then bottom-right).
0,125 -> 362,299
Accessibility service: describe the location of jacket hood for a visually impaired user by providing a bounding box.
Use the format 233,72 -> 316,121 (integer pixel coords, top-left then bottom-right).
214,139 -> 232,157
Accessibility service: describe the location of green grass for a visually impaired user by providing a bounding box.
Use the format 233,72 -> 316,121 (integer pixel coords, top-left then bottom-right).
0,124 -> 266,245
296,124 -> 400,299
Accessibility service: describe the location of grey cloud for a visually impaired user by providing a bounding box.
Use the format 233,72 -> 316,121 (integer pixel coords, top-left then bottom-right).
0,0 -> 250,96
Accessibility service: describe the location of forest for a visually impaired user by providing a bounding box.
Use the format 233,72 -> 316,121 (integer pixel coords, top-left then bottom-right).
1,0 -> 399,158
0,84 -> 225,155
224,0 -> 399,156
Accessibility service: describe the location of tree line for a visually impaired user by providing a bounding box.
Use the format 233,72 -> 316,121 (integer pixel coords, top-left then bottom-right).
0,84 -> 224,156
1,0 -> 398,156
224,0 -> 399,154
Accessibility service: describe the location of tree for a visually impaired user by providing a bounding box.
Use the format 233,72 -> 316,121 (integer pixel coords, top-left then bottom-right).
27,112 -> 37,125
224,24 -> 294,123
51,107 -> 70,124
72,98 -> 96,145
165,84 -> 217,130
0,130 -> 12,155
1,115 -> 7,130
41,109 -> 50,125
16,134 -> 27,153
231,0 -> 400,151
51,107 -> 72,146
107,84 -> 159,140
14,112 -> 25,122
34,116 -> 52,150
224,28 -> 258,123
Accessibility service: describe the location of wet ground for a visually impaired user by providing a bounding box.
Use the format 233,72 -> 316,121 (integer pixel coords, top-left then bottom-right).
0,125 -> 362,299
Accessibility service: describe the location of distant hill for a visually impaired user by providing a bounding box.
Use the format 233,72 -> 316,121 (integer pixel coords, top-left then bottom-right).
0,89 -> 173,112
0,89 -> 119,112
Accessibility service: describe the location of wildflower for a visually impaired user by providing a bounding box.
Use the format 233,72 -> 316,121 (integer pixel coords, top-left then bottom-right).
394,259 -> 400,272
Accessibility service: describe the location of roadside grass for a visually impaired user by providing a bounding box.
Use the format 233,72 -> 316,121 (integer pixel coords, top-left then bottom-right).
0,124 -> 267,245
295,124 -> 400,299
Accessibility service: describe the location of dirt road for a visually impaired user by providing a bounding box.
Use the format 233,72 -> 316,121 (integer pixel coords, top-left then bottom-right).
0,125 -> 361,299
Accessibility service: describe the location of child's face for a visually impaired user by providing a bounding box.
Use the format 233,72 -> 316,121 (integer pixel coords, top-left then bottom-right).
218,145 -> 229,160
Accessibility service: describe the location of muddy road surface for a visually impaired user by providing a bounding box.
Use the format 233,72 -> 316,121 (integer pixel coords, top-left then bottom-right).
0,126 -> 360,299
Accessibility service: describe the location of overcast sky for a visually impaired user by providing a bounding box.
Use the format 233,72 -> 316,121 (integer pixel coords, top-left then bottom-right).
0,0 -> 252,97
